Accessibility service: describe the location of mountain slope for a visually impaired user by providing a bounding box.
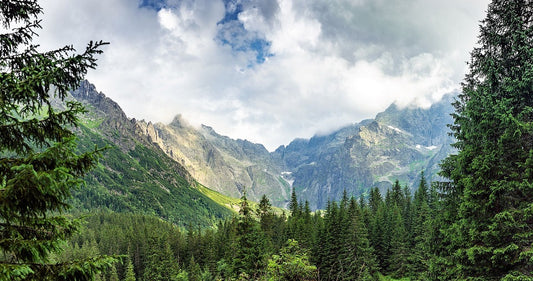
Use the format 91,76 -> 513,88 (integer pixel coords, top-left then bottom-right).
68,81 -> 233,227
71,80 -> 456,211
136,116 -> 291,206
132,91 -> 455,210
275,95 -> 455,209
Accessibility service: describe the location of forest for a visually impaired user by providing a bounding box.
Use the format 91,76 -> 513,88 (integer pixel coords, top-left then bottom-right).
56,176 -> 444,281
1,0 -> 532,280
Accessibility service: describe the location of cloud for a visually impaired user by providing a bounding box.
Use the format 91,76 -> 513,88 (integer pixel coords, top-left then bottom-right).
37,0 -> 489,151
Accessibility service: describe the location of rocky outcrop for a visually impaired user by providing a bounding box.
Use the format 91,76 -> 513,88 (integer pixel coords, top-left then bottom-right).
71,81 -> 195,185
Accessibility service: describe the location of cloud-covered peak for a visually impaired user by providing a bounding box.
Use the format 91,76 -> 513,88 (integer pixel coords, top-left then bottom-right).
38,0 -> 489,151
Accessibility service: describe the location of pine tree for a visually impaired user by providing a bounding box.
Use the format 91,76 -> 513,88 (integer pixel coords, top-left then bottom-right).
390,180 -> 404,209
387,204 -> 408,278
315,201 -> 341,280
0,1 -> 114,280
232,194 -> 268,279
440,0 -> 533,279
123,257 -> 136,281
256,194 -> 275,240
345,197 -> 377,280
142,234 -> 178,281
289,188 -> 300,217
108,264 -> 119,281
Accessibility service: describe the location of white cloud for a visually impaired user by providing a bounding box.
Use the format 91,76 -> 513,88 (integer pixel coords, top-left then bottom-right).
37,0 -> 489,151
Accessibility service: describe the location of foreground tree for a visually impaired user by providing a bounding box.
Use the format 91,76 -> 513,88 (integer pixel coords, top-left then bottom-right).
440,0 -> 533,279
0,1 -> 113,280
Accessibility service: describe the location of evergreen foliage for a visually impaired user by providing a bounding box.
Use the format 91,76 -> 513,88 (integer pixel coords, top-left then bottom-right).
440,0 -> 533,279
0,1 -> 116,279
57,174 -> 445,281
266,239 -> 317,281
5,3 -> 528,280
232,194 -> 269,279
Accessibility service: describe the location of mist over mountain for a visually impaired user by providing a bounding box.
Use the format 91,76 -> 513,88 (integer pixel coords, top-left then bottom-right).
72,81 -> 455,210
275,95 -> 456,209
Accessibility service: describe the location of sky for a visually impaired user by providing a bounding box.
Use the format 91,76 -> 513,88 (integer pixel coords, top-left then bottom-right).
38,0 -> 490,151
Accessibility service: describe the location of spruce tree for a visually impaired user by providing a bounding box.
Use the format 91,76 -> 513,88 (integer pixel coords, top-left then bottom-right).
232,194 -> 268,279
256,194 -> 275,238
387,204 -> 408,278
0,1 -> 114,280
410,174 -> 432,277
289,188 -> 300,217
440,0 -> 533,279
266,239 -> 318,281
123,257 -> 136,281
346,197 -> 377,280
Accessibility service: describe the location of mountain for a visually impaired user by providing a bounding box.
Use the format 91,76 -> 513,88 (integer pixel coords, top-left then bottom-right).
131,89 -> 455,209
67,81 -> 233,227
70,80 -> 456,210
274,95 -> 455,209
135,116 -> 291,206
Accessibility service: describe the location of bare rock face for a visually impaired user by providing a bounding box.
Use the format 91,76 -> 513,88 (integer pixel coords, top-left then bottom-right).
70,81 -> 195,185
135,116 -> 291,205
135,121 -> 161,145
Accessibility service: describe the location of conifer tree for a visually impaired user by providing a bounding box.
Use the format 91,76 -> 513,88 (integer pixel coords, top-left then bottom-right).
232,194 -> 268,279
123,257 -> 136,281
409,174 -> 432,276
108,264 -> 119,281
387,204 -> 408,277
440,0 -> 533,279
256,194 -> 275,239
345,198 -> 376,280
289,188 -> 300,217
0,1 -> 114,280
143,234 -> 178,281
315,201 -> 341,280
266,239 -> 317,281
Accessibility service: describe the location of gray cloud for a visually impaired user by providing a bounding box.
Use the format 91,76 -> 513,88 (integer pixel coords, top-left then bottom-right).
37,0 -> 489,150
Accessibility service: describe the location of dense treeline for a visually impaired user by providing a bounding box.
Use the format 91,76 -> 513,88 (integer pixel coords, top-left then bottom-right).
60,172 -> 444,280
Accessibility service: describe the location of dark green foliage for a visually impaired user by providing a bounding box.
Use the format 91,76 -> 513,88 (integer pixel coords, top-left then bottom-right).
123,257 -> 136,281
143,233 -> 178,281
315,198 -> 378,281
232,194 -> 269,279
266,239 -> 317,281
60,175 -> 451,280
439,0 -> 533,279
0,1 -> 117,279
289,188 -> 300,217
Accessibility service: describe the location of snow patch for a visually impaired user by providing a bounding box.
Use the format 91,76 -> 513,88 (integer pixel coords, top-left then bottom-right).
416,144 -> 439,150
387,125 -> 405,134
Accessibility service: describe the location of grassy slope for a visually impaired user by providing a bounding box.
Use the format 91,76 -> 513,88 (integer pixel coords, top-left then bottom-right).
70,124 -> 234,228
196,183 -> 286,216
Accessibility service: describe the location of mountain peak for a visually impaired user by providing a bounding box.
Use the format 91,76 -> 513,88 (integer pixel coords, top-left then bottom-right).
170,114 -> 191,129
